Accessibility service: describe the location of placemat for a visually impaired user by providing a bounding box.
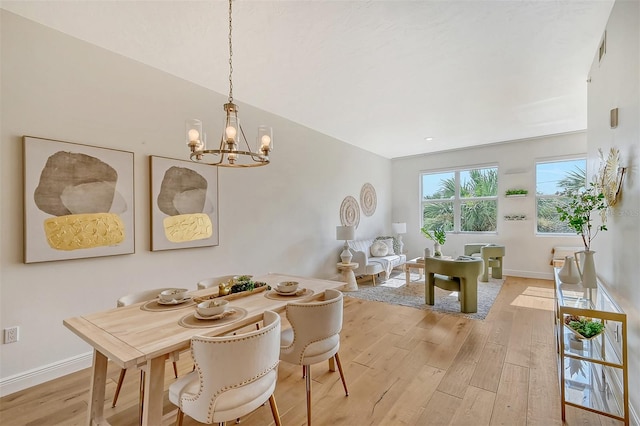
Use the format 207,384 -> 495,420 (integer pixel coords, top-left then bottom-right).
178,307 -> 248,329
141,298 -> 196,312
264,288 -> 314,301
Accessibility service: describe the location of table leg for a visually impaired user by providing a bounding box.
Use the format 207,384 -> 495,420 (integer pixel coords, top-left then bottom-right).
405,265 -> 411,284
341,268 -> 358,291
87,349 -> 109,425
142,357 -> 165,425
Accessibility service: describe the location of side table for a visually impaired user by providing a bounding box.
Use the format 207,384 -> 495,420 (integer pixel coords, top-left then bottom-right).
405,258 -> 425,284
337,262 -> 359,291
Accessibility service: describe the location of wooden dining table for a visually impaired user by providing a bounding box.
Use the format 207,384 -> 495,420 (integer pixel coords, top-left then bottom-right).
63,273 -> 345,425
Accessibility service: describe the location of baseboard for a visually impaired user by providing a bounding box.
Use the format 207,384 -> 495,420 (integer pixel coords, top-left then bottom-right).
503,269 -> 554,280
0,351 -> 92,397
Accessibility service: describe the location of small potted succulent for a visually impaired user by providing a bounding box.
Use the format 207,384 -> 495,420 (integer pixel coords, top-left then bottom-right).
505,189 -> 528,197
421,225 -> 446,256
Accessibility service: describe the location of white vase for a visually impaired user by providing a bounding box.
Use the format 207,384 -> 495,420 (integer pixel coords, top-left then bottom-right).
424,247 -> 431,258
433,243 -> 442,257
575,250 -> 597,289
558,256 -> 581,284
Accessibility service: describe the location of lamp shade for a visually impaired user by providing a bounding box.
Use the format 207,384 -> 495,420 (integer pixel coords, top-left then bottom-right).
392,222 -> 407,234
336,225 -> 355,241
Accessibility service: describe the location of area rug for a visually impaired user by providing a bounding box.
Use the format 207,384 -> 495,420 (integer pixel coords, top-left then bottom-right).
346,270 -> 504,320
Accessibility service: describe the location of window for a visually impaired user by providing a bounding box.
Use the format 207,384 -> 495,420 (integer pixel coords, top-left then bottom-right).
421,166 -> 498,233
536,158 -> 586,233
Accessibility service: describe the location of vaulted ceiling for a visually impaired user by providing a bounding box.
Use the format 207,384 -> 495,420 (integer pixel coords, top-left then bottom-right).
1,1 -> 614,158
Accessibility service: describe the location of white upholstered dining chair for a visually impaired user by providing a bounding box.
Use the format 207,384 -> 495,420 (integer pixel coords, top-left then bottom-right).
112,288 -> 179,414
197,275 -> 239,290
169,310 -> 282,426
279,288 -> 349,425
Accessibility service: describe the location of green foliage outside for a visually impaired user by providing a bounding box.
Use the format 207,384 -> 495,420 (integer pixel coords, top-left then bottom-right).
537,164 -> 591,234
423,168 -> 497,232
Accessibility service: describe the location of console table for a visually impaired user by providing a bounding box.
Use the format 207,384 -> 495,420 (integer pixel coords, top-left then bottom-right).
553,268 -> 629,425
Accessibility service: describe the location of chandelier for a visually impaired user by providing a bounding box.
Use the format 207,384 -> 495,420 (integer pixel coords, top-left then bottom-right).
185,0 -> 273,167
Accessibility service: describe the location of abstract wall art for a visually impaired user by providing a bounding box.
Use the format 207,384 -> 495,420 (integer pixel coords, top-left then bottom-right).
149,156 -> 219,251
23,136 -> 135,263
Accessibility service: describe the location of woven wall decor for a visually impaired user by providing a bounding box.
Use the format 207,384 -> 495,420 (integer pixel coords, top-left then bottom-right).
340,195 -> 360,228
360,183 -> 377,216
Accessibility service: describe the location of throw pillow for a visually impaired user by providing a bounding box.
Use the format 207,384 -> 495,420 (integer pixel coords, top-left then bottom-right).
375,235 -> 400,255
370,240 -> 388,257
381,238 -> 396,255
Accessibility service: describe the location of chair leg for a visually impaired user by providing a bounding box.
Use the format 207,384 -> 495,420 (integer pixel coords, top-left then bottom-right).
175,408 -> 184,426
334,353 -> 349,396
112,368 -> 127,407
269,394 -> 282,426
172,361 -> 178,379
305,364 -> 312,425
302,365 -> 306,378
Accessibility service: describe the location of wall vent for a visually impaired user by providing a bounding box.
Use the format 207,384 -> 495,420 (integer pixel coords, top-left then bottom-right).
598,31 -> 607,63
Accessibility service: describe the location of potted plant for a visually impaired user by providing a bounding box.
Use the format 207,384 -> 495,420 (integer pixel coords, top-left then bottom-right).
556,182 -> 607,288
505,189 -> 528,197
421,225 -> 446,256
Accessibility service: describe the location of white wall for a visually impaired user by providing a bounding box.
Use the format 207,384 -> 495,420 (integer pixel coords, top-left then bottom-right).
391,132 -> 587,278
0,11 -> 391,392
587,0 -> 639,419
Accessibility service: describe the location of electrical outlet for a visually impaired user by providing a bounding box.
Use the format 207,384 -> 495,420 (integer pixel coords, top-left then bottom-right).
4,326 -> 19,344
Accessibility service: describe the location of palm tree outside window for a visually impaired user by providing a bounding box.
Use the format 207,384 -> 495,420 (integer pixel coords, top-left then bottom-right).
421,166 -> 498,234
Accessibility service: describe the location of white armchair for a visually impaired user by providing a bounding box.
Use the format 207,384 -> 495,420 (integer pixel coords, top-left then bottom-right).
169,310 -> 282,425
280,289 -> 349,425
196,275 -> 239,290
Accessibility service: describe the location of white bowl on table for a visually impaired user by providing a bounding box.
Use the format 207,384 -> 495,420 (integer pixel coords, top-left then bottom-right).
276,281 -> 299,293
197,299 -> 229,317
159,288 -> 189,302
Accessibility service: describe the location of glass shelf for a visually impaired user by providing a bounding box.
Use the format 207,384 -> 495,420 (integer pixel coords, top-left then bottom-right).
563,358 -> 625,419
554,267 -> 629,425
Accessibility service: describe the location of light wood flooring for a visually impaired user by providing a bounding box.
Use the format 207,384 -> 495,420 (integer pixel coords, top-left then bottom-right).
0,276 -> 623,425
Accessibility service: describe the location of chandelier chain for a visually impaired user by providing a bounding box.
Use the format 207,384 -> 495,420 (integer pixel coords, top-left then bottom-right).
228,0 -> 233,103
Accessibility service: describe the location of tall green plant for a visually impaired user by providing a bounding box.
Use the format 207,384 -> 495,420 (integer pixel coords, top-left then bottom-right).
421,225 -> 446,245
556,183 -> 607,250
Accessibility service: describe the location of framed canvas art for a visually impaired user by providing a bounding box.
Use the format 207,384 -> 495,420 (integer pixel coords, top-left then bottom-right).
149,156 -> 219,251
23,136 -> 135,263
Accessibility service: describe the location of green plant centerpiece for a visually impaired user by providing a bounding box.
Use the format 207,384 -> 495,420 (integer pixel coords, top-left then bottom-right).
421,225 -> 446,256
218,275 -> 268,295
556,182 -> 607,251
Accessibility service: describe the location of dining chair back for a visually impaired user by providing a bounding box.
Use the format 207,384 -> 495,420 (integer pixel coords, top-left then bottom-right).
197,275 -> 238,290
279,288 -> 349,425
112,287 -> 179,420
169,310 -> 282,426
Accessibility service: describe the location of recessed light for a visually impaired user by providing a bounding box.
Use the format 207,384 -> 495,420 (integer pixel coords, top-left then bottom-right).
424,137 -> 434,141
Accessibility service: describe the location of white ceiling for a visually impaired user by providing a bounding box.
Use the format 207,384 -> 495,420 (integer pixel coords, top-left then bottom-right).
1,0 -> 614,159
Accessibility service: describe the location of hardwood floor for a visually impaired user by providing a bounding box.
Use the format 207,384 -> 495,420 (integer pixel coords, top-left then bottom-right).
0,276 -> 622,425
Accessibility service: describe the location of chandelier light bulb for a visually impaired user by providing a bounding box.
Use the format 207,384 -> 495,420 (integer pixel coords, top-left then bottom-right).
225,126 -> 237,140
188,129 -> 200,143
261,135 -> 271,147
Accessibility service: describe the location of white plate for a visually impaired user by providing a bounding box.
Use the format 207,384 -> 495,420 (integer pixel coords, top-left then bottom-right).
157,296 -> 192,305
194,310 -> 231,320
274,289 -> 302,296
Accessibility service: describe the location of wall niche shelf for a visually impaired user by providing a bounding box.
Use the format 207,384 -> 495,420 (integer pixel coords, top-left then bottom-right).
504,214 -> 527,221
553,268 -> 629,425
505,194 -> 527,198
